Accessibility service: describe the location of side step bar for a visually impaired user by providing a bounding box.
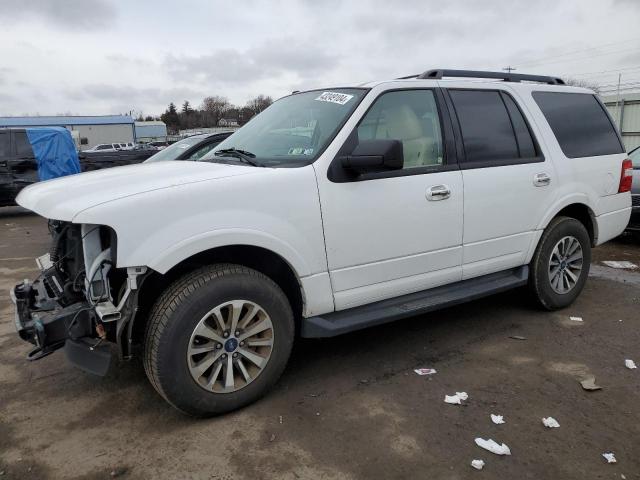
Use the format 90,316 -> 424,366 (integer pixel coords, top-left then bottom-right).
301,266 -> 529,338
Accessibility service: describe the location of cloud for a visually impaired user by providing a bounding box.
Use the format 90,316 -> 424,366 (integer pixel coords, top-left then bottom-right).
0,0 -> 117,30
165,38 -> 337,86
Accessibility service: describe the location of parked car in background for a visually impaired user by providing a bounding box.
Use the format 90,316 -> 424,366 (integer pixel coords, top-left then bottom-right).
1,127 -> 79,206
627,145 -> 640,237
144,132 -> 233,163
11,69 -> 632,416
83,143 -> 123,153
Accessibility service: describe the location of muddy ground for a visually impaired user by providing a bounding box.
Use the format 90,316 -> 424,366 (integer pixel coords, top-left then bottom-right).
1,207 -> 639,480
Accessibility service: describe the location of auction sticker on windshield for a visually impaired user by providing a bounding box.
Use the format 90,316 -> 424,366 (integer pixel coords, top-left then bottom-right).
315,91 -> 354,105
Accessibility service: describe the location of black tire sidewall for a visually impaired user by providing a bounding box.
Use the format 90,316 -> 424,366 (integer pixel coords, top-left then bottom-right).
154,269 -> 294,416
532,218 -> 591,310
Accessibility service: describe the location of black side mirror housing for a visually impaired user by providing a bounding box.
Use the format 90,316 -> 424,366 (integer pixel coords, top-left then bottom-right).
340,139 -> 404,174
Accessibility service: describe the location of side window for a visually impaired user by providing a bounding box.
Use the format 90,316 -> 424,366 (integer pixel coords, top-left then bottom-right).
449,90 -> 521,163
533,92 -> 623,158
357,90 -> 444,168
14,131 -> 34,157
189,142 -> 219,160
0,131 -> 9,157
501,94 -> 537,158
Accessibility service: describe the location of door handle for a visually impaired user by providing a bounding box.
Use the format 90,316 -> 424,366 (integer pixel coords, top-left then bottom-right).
426,184 -> 451,201
533,172 -> 551,187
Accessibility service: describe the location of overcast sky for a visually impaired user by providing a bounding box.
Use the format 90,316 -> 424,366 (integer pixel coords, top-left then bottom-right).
0,0 -> 639,117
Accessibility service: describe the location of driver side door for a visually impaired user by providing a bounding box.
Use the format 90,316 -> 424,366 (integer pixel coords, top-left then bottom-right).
316,89 -> 464,311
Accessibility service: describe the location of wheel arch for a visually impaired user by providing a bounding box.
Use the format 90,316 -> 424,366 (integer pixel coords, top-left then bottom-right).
133,244 -> 305,345
539,200 -> 598,246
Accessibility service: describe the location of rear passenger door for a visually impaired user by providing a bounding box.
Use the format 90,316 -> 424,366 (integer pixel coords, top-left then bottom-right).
444,88 -> 557,279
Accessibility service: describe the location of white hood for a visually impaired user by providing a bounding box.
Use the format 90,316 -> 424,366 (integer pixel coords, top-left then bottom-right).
16,161 -> 258,221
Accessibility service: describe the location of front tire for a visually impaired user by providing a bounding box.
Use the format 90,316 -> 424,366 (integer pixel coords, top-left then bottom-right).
529,216 -> 591,310
143,264 -> 294,416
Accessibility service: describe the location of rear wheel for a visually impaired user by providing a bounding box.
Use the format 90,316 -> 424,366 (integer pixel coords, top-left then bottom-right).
530,216 -> 591,310
144,264 -> 294,416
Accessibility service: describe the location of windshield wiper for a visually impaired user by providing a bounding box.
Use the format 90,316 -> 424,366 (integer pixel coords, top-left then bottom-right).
214,148 -> 263,167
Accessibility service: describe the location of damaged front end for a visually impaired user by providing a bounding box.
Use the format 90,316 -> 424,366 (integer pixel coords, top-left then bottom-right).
10,221 -> 148,375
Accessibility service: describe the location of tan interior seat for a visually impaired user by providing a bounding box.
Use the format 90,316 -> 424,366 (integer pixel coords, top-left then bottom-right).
375,104 -> 436,167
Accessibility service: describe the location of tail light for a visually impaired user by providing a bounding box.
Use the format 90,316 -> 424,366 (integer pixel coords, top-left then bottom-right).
619,159 -> 633,193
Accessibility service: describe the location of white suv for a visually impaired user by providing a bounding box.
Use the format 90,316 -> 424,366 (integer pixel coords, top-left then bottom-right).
12,69 -> 633,416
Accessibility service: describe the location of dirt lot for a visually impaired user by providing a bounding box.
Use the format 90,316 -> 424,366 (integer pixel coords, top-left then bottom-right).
1,207 -> 639,480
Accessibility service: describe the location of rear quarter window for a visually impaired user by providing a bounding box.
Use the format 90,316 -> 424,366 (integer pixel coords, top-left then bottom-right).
533,92 -> 623,158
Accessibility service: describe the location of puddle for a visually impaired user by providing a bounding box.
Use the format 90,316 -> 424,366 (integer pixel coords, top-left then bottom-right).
588,264 -> 640,286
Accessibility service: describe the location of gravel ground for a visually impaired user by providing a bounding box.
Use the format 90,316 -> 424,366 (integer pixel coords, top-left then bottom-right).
1,207 -> 639,480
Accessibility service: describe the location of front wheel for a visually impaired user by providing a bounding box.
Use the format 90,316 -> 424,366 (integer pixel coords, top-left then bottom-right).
143,264 -> 294,416
529,216 -> 591,310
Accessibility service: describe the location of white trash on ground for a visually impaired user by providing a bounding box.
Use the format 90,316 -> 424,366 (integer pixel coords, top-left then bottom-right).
580,377 -> 602,391
625,359 -> 637,369
471,459 -> 485,470
474,438 -> 511,455
413,368 -> 437,376
491,414 -> 505,424
444,392 -> 468,404
542,417 -> 560,428
569,316 -> 583,322
602,260 -> 638,269
602,452 -> 617,463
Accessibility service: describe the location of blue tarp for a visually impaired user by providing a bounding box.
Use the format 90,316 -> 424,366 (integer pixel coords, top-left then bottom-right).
25,127 -> 81,181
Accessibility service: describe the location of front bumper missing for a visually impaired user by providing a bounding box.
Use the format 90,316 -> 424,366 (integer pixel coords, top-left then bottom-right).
10,280 -> 112,374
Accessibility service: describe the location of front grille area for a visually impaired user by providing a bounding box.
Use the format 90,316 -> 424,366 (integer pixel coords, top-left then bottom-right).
632,195 -> 640,207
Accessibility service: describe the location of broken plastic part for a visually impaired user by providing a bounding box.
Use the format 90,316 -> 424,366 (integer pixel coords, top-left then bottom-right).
580,377 -> 602,391
602,452 -> 617,463
414,368 -> 437,376
474,438 -> 511,455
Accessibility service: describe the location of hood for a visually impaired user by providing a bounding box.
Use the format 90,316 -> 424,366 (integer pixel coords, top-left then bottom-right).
17,160 -> 258,221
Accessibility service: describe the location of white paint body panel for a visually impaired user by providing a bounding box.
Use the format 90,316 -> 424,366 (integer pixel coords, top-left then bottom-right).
16,78 -> 632,320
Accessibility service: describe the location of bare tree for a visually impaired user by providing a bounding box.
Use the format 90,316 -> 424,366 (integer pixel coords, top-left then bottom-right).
246,95 -> 273,116
564,78 -> 601,94
201,95 -> 230,127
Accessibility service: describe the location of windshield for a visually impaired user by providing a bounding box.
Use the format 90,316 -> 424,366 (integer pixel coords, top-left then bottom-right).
144,136 -> 206,162
200,88 -> 367,166
630,147 -> 640,168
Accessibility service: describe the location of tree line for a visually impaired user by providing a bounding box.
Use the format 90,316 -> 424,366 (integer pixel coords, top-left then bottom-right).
145,95 -> 273,133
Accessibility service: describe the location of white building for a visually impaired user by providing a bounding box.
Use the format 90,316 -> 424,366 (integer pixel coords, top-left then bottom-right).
0,115 -> 135,149
602,93 -> 640,152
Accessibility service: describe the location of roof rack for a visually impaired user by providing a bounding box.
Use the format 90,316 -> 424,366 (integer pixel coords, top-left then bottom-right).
397,69 -> 565,85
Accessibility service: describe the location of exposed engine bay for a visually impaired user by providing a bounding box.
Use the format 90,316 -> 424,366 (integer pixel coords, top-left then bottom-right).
11,220 -> 147,375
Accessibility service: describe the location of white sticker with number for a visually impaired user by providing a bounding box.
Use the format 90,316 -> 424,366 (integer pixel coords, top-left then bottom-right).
315,91 -> 354,105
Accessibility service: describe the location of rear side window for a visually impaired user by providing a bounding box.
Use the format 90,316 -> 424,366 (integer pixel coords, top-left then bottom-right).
449,90 -> 538,163
533,92 -> 623,158
14,131 -> 34,157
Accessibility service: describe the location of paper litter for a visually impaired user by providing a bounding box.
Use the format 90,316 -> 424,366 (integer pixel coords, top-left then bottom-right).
542,417 -> 560,428
490,414 -> 505,424
471,459 -> 485,470
414,368 -> 437,376
474,438 -> 511,455
625,359 -> 637,369
444,392 -> 468,404
602,452 -> 617,463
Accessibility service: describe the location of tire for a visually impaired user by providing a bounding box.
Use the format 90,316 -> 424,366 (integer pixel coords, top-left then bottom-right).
529,216 -> 591,310
143,264 -> 294,416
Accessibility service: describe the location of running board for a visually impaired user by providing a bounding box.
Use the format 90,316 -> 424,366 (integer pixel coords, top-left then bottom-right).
301,266 -> 529,338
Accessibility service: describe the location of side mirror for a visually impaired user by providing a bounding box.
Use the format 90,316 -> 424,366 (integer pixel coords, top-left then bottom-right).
340,139 -> 403,173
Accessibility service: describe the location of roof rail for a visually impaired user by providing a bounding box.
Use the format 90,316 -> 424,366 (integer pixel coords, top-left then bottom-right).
411,69 -> 565,85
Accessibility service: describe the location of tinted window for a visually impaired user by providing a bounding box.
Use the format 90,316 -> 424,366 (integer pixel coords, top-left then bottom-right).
0,132 -> 9,157
449,90 -> 519,162
533,92 -> 623,158
502,94 -> 537,158
14,131 -> 34,157
357,89 -> 444,168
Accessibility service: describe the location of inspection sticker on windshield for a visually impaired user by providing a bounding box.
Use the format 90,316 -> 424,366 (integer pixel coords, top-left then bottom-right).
315,91 -> 354,105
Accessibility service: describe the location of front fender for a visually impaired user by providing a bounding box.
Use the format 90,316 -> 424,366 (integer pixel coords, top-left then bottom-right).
147,228 -> 311,276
